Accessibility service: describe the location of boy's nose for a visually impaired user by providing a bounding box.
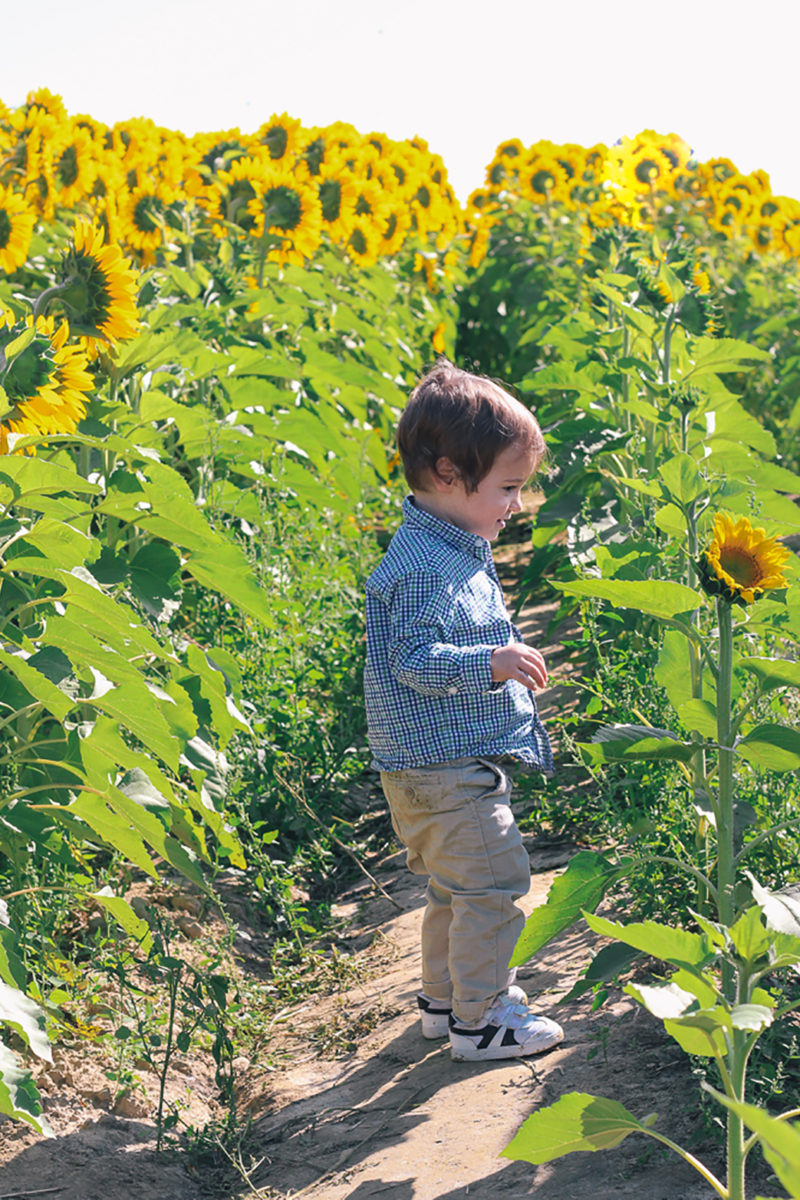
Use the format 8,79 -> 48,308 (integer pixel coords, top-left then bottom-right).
508,492 -> 523,512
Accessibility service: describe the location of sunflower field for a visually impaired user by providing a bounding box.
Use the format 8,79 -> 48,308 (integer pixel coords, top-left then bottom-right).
2,88 -> 800,1195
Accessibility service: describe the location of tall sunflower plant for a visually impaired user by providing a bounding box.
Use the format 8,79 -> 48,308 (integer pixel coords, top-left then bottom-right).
506,515 -> 800,1200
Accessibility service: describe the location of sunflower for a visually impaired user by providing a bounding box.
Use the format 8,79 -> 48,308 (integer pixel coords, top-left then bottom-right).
0,185 -> 36,274
345,217 -> 381,268
0,311 -> 94,454
316,162 -> 359,243
379,202 -> 411,256
246,171 -> 323,265
120,182 -> 175,254
203,155 -> 265,236
697,513 -> 791,606
522,155 -> 569,203
25,87 -> 67,124
53,123 -> 98,208
256,112 -> 303,163
55,220 -> 139,350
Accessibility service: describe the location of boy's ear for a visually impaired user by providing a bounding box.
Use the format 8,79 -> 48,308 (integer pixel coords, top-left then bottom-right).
431,456 -> 458,490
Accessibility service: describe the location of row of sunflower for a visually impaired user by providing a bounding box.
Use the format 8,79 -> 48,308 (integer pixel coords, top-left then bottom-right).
0,88 -> 463,275
468,129 -> 800,264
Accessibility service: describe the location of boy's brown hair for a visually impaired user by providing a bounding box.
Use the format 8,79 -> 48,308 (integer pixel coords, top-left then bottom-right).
397,361 -> 545,494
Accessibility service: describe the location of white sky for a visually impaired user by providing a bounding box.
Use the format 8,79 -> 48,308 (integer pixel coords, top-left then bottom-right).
5,0 -> 800,203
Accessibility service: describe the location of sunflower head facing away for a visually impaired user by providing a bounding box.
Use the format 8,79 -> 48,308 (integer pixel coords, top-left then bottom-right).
57,220 -> 139,350
697,513 -> 791,606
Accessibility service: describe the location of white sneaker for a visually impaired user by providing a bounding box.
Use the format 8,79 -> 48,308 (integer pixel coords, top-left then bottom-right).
417,985 -> 528,1039
449,991 -> 564,1061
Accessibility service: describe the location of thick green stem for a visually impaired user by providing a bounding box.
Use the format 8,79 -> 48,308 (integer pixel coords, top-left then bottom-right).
716,599 -> 736,989
726,1029 -> 747,1200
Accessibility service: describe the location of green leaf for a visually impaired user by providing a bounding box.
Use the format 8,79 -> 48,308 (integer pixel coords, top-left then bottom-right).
503,1092 -> 656,1164
0,928 -> 26,992
129,542 -> 182,617
552,578 -> 702,619
663,1012 -> 727,1058
66,792 -> 159,878
684,336 -> 771,379
584,913 -> 712,968
4,326 -> 36,361
658,453 -> 706,505
92,888 -> 152,953
510,851 -> 625,967
580,724 -> 699,764
653,503 -> 687,538
738,725 -> 800,772
0,980 -> 51,1061
655,630 -> 698,711
0,1042 -> 53,1136
625,980 -> 695,1020
0,650 -> 74,722
523,363 -> 606,396
750,878 -> 800,938
738,657 -> 800,695
731,1004 -> 773,1032
562,942 -> 642,1002
729,904 -> 772,964
677,699 -> 718,738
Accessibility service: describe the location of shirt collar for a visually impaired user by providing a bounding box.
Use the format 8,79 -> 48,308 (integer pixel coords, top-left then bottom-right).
402,496 -> 493,563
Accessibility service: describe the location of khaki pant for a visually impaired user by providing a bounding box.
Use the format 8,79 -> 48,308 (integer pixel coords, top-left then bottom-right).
380,756 -> 530,1023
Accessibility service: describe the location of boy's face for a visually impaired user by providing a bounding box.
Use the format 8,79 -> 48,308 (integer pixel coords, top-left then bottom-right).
418,442 -> 539,541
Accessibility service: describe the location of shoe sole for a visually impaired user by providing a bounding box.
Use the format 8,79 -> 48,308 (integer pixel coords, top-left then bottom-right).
450,1028 -> 564,1061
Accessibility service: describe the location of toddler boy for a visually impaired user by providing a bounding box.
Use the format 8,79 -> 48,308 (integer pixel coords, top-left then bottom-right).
364,362 -> 564,1061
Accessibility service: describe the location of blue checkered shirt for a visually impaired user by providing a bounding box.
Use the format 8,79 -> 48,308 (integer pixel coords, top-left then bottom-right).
364,497 -> 553,772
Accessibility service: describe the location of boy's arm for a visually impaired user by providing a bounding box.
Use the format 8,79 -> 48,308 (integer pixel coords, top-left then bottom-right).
385,571 -> 501,698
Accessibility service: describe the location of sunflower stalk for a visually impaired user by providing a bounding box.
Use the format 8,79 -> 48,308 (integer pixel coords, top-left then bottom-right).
715,597 -> 736,972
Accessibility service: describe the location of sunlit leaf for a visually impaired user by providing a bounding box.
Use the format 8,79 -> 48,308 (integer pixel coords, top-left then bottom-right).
503,1092 -> 657,1164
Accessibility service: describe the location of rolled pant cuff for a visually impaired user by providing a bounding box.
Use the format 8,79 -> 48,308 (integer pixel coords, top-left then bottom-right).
421,982 -> 452,1003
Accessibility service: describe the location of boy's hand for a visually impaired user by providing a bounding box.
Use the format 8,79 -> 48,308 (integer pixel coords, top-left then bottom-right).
490,643 -> 548,691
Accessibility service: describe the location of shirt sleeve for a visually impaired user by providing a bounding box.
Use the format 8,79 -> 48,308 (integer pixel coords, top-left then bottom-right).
384,570 -> 501,698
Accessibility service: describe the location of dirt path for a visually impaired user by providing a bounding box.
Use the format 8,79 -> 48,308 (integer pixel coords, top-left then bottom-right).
242,837 -> 720,1200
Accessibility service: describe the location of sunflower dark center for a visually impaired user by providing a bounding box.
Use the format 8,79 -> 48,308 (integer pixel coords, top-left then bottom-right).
635,158 -> 661,185
531,169 -> 555,194
133,195 -> 162,233
1,333 -> 55,402
0,210 -> 10,249
227,180 -> 258,230
202,140 -> 243,171
57,145 -> 79,188
264,126 -> 288,159
355,194 -> 372,216
262,186 -> 302,231
349,228 -> 367,255
719,548 -> 760,587
415,185 -> 431,208
384,212 -> 398,240
319,179 -> 342,223
304,137 -> 325,175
